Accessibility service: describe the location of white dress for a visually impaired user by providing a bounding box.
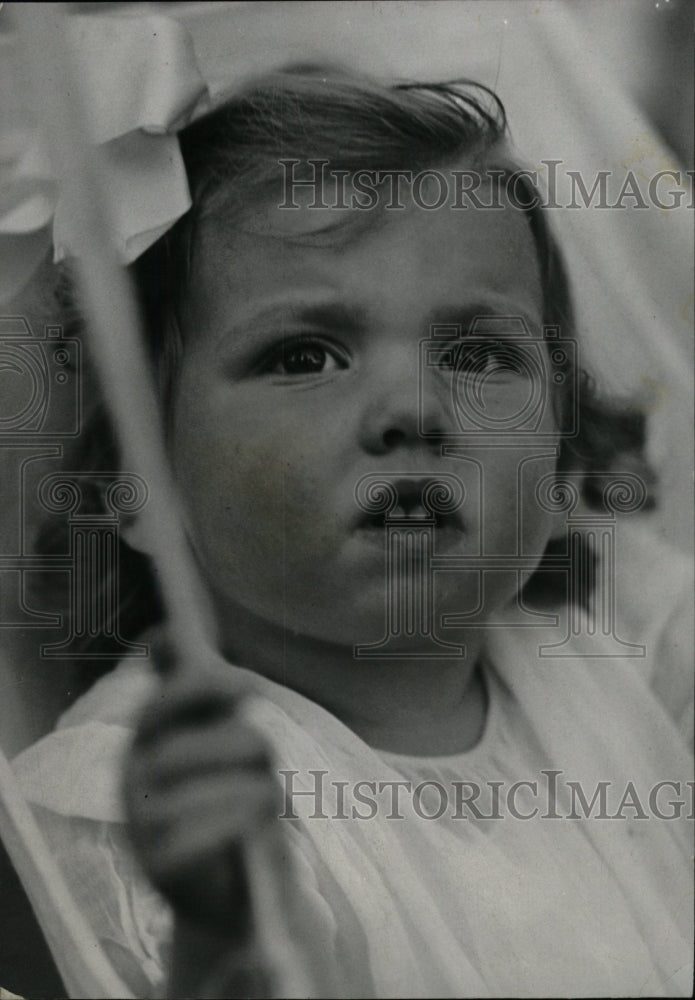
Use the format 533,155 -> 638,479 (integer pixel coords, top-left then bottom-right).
12,579 -> 693,998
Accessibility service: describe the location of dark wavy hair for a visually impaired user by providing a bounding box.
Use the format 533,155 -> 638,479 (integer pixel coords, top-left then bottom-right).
32,67 -> 654,693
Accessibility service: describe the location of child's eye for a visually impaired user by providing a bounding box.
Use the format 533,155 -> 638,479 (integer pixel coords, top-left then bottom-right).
262,337 -> 348,376
444,340 -> 528,379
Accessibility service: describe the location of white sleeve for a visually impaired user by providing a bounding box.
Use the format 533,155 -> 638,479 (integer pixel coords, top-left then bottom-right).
30,806 -> 172,1000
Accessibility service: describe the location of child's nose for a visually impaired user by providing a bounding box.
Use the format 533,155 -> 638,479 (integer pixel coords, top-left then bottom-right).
358,362 -> 453,455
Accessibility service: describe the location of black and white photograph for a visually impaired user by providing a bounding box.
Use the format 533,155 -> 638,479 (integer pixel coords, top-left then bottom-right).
0,2 -> 693,997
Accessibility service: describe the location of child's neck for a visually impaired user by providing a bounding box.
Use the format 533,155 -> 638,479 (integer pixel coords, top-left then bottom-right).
218,603 -> 488,756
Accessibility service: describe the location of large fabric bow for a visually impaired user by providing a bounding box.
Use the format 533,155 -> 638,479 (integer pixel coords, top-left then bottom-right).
0,11 -> 210,302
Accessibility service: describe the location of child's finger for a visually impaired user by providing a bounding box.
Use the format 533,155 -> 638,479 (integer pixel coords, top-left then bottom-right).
152,844 -> 253,927
125,768 -> 279,840
127,776 -> 278,916
132,667 -> 251,748
135,724 -> 273,788
156,783 -> 277,875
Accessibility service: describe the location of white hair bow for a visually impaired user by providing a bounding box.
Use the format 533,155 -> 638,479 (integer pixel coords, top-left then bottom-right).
0,10 -> 210,301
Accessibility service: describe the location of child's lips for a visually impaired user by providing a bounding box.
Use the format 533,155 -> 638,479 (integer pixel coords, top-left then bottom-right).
357,505 -> 461,524
351,474 -> 466,550
355,508 -> 466,548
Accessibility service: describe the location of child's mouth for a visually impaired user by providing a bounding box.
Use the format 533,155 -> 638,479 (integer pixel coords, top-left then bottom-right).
356,506 -> 466,550
358,509 -> 464,530
354,476 -> 466,537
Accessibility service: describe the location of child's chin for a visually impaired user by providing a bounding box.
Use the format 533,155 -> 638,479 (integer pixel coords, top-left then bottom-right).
295,591 -> 448,651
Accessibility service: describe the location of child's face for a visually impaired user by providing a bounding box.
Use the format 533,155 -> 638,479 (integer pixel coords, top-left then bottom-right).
169,186 -> 560,649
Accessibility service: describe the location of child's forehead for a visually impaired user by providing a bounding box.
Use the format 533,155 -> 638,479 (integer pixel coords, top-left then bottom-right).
196,156 -> 525,245
197,178 -> 537,256
186,177 -> 543,332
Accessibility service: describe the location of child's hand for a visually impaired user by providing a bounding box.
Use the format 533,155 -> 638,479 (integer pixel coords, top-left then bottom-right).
123,643 -> 278,929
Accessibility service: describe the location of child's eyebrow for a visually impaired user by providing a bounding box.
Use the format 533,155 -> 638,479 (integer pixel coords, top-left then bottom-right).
215,300 -> 368,349
426,301 -> 542,334
214,298 -> 542,350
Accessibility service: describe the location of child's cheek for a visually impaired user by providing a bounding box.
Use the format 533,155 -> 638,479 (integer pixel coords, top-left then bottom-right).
172,413 -> 346,610
477,448 -> 558,556
226,444 -> 341,556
